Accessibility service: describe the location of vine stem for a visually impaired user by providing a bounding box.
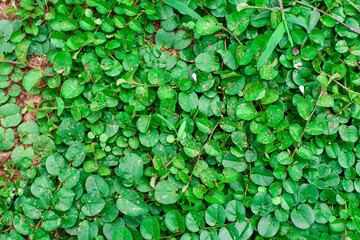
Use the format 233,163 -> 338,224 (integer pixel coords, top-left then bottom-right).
291,89 -> 325,157
0,226 -> 14,233
35,220 -> 42,231
1,59 -> 54,76
332,79 -> 360,95
159,219 -> 250,239
336,98 -> 357,116
295,1 -> 360,34
246,5 -> 277,11
321,71 -> 360,95
182,121 -> 220,192
289,70 -> 357,157
221,27 -> 242,45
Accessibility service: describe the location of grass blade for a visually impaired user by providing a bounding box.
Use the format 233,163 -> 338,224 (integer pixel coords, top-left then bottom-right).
345,0 -> 360,13
283,15 -> 294,47
162,0 -> 202,21
257,21 -> 285,70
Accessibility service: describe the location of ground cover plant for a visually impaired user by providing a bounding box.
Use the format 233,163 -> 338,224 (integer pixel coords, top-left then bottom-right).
1,0 -> 360,239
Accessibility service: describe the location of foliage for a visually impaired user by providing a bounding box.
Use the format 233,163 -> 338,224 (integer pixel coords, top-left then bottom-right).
1,0 -> 360,239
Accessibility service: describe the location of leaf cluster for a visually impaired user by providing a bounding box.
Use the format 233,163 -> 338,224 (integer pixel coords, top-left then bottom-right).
1,0 -> 360,239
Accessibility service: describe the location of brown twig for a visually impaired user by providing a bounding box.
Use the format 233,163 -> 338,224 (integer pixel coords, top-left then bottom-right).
279,0 -> 284,11
35,220 -> 42,231
291,89 -> 325,157
1,59 -> 54,77
247,5 -> 277,11
336,98 -> 357,116
221,27 -> 242,44
0,153 -> 11,168
332,79 -> 360,95
295,1 -> 360,34
321,71 -> 360,95
0,226 -> 14,233
182,121 -> 220,192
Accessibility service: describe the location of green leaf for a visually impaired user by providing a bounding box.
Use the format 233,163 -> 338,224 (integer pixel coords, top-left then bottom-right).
14,215 -> 34,235
250,166 -> 274,186
23,70 -> 43,91
205,204 -> 226,227
236,102 -> 257,120
118,152 -> 143,186
46,153 -> 65,176
155,180 -> 179,204
140,216 -> 160,240
227,11 -> 250,35
61,79 -> 85,99
86,175 -> 110,197
266,105 -> 284,127
15,40 -> 31,63
258,216 -> 280,237
244,82 -> 266,101
81,193 -> 105,217
317,95 -> 334,107
116,188 -> 148,216
179,92 -> 198,112
165,210 -> 185,233
297,100 -> 312,120
290,204 -> 315,229
195,52 -> 221,72
113,227 -> 133,240
195,16 -> 222,36
53,51 -> 72,75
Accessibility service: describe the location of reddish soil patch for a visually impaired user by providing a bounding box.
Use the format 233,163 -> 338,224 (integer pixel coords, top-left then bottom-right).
149,20 -> 180,56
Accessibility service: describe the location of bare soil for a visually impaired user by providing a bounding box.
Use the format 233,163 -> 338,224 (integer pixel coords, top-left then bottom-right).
0,0 -> 19,21
0,0 -> 52,179
150,20 -> 180,56
0,55 -> 50,181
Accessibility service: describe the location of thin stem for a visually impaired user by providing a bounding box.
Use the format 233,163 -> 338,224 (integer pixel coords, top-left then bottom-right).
244,163 -> 252,197
40,106 -> 72,110
295,1 -> 360,34
0,226 -> 14,233
128,82 -> 160,88
341,228 -> 348,240
321,71 -> 360,95
246,5 -> 277,11
54,182 -> 63,192
35,220 -> 42,231
1,59 -> 53,76
336,98 -> 357,116
135,10 -> 144,19
279,0 -> 284,12
128,82 -> 178,89
159,219 -> 251,239
0,153 -> 11,168
183,121 -> 220,192
291,89 -> 325,157
333,79 -> 360,95
3,59 -> 36,68
221,27 -> 242,45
